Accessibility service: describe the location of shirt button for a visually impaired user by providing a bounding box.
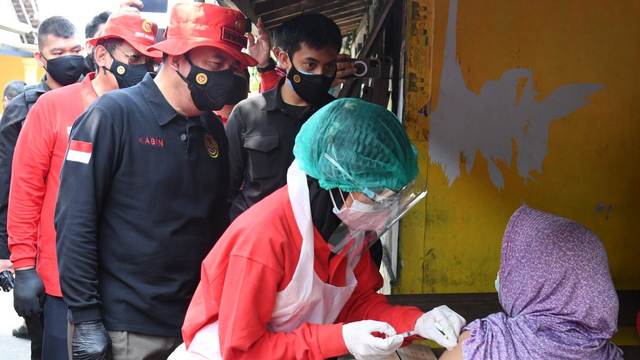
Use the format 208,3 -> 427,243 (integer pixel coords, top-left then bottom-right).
180,134 -> 187,141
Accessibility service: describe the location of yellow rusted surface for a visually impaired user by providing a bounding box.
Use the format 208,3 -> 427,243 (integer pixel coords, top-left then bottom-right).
397,0 -> 640,294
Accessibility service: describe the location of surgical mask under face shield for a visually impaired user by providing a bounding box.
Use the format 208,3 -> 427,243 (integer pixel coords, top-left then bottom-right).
323,153 -> 427,258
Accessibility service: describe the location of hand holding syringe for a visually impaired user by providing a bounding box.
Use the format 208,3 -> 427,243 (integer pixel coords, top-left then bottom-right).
398,321 -> 447,338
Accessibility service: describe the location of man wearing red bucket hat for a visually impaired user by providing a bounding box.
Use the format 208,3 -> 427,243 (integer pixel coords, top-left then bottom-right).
8,11 -> 160,360
55,3 -> 256,359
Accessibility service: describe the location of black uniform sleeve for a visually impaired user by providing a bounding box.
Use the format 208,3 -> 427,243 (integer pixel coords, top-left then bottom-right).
0,98 -> 28,260
55,104 -> 119,323
225,106 -> 248,208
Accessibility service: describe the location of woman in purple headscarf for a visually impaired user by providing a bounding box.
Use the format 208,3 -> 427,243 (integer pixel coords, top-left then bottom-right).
440,205 -> 623,360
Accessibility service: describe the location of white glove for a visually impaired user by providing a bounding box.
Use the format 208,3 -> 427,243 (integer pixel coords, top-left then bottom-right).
414,305 -> 466,351
342,320 -> 404,360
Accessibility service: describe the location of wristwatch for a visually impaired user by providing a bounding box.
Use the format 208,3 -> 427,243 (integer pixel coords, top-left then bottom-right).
256,58 -> 276,73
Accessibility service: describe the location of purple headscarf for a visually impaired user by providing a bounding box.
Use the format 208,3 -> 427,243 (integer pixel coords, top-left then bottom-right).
462,205 -> 623,360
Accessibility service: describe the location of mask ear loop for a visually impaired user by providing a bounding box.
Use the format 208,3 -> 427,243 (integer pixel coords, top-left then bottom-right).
329,188 -> 349,213
176,52 -> 196,85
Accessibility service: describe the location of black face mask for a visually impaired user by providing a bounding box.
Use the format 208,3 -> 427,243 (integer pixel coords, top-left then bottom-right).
104,52 -> 150,89
42,55 -> 84,86
177,54 -> 235,111
225,74 -> 249,106
286,53 -> 335,105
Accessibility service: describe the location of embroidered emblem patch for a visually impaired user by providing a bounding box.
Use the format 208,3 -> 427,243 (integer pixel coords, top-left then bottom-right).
196,73 -> 208,85
142,20 -> 153,33
220,27 -> 246,48
204,134 -> 218,158
233,19 -> 245,33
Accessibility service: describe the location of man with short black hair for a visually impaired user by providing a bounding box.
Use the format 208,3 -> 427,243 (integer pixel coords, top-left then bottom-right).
0,15 -> 83,360
55,3 -> 256,359
226,13 -> 342,221
2,80 -> 26,111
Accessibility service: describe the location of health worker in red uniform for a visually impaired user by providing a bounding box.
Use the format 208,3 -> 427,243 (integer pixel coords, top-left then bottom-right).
8,12 -> 161,360
171,98 -> 466,360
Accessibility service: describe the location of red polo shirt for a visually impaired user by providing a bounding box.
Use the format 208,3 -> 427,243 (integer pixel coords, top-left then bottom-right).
8,73 -> 98,296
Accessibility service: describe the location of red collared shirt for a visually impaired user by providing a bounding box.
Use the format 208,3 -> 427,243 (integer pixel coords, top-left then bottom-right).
8,73 -> 98,296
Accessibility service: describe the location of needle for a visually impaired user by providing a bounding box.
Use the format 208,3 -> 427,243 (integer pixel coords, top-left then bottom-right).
398,330 -> 417,337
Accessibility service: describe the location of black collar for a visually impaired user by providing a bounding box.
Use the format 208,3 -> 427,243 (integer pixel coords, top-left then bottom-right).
137,73 -> 181,126
35,76 -> 52,94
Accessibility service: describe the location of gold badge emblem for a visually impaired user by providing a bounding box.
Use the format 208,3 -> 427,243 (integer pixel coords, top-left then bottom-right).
204,134 -> 219,158
196,73 -> 208,85
233,19 -> 245,33
117,66 -> 125,75
293,74 -> 301,83
142,20 -> 153,33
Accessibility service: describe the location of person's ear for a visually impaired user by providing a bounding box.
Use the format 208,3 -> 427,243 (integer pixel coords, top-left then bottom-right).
166,54 -> 184,72
94,45 -> 109,71
34,51 -> 46,67
277,50 -> 290,71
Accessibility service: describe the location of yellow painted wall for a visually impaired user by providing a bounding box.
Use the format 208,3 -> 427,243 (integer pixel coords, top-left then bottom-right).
398,0 -> 640,294
0,54 -> 43,115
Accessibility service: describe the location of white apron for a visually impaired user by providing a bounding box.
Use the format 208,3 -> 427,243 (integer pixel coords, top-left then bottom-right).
171,161 -> 357,360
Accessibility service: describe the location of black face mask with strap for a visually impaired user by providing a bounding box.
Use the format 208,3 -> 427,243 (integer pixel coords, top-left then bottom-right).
286,52 -> 335,105
104,50 -> 150,89
225,73 -> 249,106
43,55 -> 84,86
176,54 -> 235,111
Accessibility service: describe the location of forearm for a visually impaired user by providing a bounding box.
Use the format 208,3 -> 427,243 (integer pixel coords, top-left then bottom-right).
55,183 -> 102,322
220,322 -> 347,360
55,106 -> 115,322
0,118 -> 22,260
8,126 -> 51,268
337,251 -> 423,332
217,257 -> 348,359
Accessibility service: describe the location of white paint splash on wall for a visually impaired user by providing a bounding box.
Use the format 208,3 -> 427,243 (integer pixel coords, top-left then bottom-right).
428,0 -> 605,189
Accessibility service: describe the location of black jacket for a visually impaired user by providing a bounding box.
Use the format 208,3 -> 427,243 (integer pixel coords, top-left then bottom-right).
55,74 -> 230,336
226,78 -> 334,221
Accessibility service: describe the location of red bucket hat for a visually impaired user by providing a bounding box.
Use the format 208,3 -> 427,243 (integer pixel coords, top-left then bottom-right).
88,12 -> 162,61
148,3 -> 258,69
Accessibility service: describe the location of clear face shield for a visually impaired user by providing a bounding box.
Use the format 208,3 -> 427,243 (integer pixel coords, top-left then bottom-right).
323,153 -> 427,261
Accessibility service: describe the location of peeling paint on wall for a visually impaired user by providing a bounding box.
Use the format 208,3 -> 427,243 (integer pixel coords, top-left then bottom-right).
428,0 -> 604,189
397,0 -> 640,295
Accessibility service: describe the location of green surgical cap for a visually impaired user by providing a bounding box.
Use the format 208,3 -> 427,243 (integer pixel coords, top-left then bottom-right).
294,98 -> 419,192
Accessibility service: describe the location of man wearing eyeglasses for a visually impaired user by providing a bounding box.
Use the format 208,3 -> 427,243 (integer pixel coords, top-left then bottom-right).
54,3 -> 257,359
7,11 -> 160,360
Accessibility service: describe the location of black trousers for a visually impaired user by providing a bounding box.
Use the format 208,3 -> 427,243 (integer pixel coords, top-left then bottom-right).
24,311 -> 43,360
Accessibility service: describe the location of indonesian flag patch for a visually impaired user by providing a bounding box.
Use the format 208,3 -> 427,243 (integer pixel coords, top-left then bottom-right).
66,140 -> 92,164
